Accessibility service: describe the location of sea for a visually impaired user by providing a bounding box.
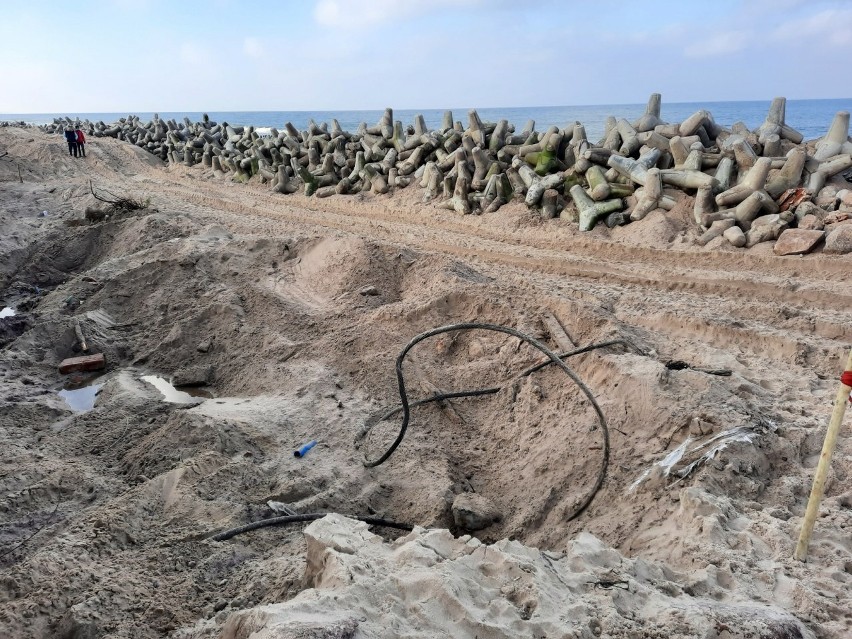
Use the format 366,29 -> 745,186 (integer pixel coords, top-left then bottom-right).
2,99 -> 850,141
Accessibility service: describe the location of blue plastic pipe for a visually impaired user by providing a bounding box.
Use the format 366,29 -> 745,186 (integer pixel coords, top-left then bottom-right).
294,440 -> 317,458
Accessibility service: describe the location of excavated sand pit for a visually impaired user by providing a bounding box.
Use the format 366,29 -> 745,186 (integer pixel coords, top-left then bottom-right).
1,127 -> 852,638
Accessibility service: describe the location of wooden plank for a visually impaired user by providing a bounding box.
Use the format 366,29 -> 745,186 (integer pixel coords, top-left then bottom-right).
541,311 -> 576,351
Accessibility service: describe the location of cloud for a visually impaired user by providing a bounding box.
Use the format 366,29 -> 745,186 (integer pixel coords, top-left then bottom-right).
313,0 -> 480,29
683,29 -> 752,58
243,37 -> 263,58
772,8 -> 852,46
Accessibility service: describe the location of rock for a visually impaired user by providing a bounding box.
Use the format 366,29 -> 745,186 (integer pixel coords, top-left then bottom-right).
769,508 -> 792,521
689,417 -> 714,436
697,219 -> 735,246
794,200 -> 823,222
84,205 -> 107,222
746,214 -> 788,248
824,210 -> 851,225
196,338 -> 212,353
56,600 -> 101,639
723,225 -> 746,248
172,364 -> 213,386
824,225 -> 852,254
773,229 -> 825,255
604,210 -> 630,228
359,285 -> 380,296
451,493 -> 501,531
815,184 -> 840,209
213,599 -> 228,612
799,214 -> 824,230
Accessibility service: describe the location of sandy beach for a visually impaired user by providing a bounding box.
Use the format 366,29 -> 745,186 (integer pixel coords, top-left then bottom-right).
1,123 -> 852,638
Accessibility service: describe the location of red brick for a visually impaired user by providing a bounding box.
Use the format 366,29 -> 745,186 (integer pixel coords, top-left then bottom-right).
58,353 -> 106,374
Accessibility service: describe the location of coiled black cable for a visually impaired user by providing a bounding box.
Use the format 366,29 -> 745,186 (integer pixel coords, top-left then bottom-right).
358,323 -> 617,521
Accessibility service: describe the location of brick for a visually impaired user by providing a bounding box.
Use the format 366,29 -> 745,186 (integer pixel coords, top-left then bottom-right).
58,353 -> 106,374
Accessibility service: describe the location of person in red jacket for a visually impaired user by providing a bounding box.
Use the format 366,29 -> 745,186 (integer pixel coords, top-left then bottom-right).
75,127 -> 86,158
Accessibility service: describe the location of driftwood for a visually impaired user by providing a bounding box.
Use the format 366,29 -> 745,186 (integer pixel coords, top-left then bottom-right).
88,180 -> 147,213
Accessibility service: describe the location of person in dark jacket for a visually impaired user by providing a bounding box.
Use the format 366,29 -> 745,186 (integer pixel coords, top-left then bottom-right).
75,127 -> 86,157
64,127 -> 78,157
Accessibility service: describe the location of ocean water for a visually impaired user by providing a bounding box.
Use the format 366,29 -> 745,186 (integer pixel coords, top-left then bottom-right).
3,99 -> 850,141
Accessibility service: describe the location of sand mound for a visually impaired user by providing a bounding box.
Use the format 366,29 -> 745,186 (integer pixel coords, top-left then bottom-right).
182,514 -> 814,639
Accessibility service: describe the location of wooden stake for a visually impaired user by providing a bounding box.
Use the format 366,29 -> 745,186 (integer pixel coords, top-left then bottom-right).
794,348 -> 852,561
74,320 -> 88,352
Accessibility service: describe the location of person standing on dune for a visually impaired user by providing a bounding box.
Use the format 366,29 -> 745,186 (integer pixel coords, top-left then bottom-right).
75,126 -> 86,158
64,126 -> 78,157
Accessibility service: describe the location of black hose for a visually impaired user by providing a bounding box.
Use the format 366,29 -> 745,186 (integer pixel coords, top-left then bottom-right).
212,513 -> 413,542
358,340 -> 624,432
360,323 -> 614,522
519,339 -> 626,378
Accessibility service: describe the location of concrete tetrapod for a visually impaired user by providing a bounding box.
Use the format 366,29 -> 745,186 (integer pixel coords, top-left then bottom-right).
541,189 -> 559,219
659,168 -> 718,191
570,184 -> 623,231
806,154 -> 852,195
756,97 -> 804,145
814,111 -> 852,161
630,168 -> 663,221
441,157 -> 472,214
632,93 -> 664,133
696,219 -> 736,246
679,109 -> 721,138
606,148 -> 661,186
765,148 -> 807,199
525,171 -> 564,208
45,98 -> 850,236
714,157 -> 736,192
733,191 -> 779,230
693,187 -> 717,226
715,157 -> 777,214
616,119 -> 641,156
586,165 -> 634,202
599,116 -> 621,151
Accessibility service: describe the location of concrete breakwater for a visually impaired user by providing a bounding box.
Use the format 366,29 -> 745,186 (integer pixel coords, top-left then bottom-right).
40,95 -> 852,251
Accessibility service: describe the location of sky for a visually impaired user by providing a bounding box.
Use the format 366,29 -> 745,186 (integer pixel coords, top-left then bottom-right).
1,0 -> 851,113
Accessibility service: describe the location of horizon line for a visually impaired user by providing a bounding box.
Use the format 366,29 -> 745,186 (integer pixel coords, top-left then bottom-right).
3,96 -> 852,117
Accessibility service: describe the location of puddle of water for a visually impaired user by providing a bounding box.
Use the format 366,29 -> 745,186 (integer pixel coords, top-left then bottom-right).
0,307 -> 16,318
63,371 -> 105,390
58,383 -> 104,412
141,375 -> 212,403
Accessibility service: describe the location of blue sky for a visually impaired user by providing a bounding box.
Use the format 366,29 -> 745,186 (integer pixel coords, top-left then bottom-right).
1,0 -> 850,112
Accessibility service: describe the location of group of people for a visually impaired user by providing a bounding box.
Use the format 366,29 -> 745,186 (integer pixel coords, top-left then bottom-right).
64,126 -> 87,158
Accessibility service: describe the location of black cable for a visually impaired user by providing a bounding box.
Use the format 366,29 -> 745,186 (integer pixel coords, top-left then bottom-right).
212,332 -> 621,542
212,513 -> 412,542
356,339 -> 624,436
360,323 -> 614,522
